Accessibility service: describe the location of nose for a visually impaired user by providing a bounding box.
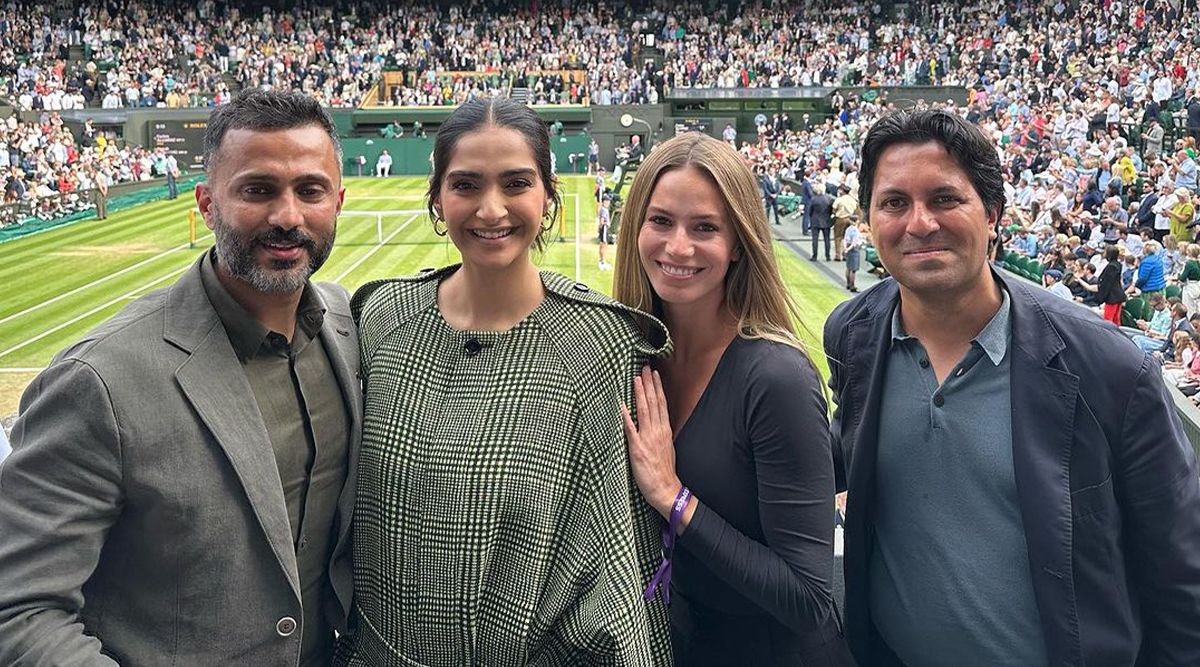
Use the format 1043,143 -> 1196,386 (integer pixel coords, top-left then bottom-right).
477,186 -> 507,223
904,200 -> 940,238
664,224 -> 693,257
268,191 -> 304,230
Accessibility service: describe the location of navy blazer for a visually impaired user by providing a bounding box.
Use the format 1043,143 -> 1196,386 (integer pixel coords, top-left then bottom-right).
824,270 -> 1200,667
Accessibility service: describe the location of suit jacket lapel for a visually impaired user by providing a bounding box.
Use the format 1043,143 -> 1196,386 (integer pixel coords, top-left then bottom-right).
845,313 -> 890,535
1003,274 -> 1082,666
844,282 -> 897,526
319,296 -> 361,620
842,282 -> 897,659
165,257 -> 301,601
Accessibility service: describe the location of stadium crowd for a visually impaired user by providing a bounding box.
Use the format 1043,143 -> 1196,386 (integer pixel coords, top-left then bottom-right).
4,0 -> 1200,230
0,112 -> 177,223
2,0 -> 1195,111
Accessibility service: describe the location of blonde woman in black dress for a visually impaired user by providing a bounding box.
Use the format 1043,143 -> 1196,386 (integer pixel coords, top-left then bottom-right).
614,133 -> 853,666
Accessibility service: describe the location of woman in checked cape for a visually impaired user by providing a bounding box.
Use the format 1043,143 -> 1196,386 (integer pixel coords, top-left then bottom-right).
336,98 -> 673,666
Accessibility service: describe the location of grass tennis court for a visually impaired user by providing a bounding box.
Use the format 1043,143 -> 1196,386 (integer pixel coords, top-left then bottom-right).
0,175 -> 847,416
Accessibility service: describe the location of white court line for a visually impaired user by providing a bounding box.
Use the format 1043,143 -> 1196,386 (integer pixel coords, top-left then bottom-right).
0,234 -> 212,327
0,213 -> 418,371
334,214 -> 419,283
0,266 -> 189,362
571,193 -> 581,283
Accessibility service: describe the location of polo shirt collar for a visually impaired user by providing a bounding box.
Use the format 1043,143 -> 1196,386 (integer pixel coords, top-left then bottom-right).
890,287 -> 1011,366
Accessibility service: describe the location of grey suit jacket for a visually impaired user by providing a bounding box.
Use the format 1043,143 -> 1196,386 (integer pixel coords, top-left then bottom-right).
0,254 -> 363,666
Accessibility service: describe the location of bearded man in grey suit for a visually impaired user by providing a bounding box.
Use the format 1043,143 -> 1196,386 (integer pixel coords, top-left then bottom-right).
0,89 -> 362,666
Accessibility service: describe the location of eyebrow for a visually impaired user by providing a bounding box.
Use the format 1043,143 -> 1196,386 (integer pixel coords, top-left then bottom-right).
646,204 -> 720,220
876,185 -> 965,198
447,168 -> 537,178
232,171 -> 335,186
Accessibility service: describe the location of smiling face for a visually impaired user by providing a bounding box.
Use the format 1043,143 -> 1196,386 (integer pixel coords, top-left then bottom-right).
637,166 -> 740,314
195,124 -> 344,295
433,127 -> 548,274
869,141 -> 997,299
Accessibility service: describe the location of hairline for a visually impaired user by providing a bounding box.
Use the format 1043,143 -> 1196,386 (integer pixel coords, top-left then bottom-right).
861,120 -> 1005,225
206,122 -> 341,177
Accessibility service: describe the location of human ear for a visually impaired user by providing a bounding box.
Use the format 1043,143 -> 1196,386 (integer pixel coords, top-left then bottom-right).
195,182 -> 216,231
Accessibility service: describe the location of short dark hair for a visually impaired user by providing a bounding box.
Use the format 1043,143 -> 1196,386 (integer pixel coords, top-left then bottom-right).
858,110 -> 1006,225
203,89 -> 341,172
427,97 -> 560,250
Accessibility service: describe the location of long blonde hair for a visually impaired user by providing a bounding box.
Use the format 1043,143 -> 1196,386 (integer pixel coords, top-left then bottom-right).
612,133 -> 812,355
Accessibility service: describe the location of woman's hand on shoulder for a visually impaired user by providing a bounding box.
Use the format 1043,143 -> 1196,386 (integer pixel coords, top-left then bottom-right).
621,366 -> 682,518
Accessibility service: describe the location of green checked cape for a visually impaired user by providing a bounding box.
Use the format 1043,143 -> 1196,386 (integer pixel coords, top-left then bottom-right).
336,266 -> 674,666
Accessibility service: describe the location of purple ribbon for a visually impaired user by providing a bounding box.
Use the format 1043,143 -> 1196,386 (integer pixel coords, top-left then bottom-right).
644,485 -> 692,604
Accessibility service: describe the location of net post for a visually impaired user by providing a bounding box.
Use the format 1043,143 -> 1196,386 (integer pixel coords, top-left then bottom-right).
377,213 -> 383,244
188,209 -> 196,249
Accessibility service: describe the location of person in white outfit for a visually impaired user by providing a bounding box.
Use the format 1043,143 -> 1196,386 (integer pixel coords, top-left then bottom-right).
376,149 -> 393,177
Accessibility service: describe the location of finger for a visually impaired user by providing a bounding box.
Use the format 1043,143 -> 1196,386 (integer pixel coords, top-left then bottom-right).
640,365 -> 660,420
620,403 -> 639,442
651,370 -> 671,426
633,375 -> 650,428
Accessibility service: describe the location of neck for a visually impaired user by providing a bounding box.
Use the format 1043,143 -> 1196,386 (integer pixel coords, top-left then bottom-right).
899,270 -> 1003,350
441,259 -> 544,331
215,264 -> 303,340
662,295 -> 738,364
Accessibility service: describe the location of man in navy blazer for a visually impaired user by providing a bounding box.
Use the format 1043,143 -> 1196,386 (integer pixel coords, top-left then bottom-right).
825,110 -> 1200,666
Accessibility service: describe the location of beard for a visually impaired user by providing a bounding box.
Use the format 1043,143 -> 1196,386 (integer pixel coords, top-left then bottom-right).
209,204 -> 335,294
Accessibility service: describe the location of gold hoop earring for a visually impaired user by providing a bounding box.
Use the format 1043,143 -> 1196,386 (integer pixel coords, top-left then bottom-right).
540,211 -> 555,233
433,216 -> 447,236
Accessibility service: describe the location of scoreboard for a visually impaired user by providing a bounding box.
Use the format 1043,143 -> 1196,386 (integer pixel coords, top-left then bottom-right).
673,117 -> 712,136
148,120 -> 207,171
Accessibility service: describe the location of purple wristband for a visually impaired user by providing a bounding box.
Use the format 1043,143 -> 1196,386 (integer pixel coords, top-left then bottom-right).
643,485 -> 692,604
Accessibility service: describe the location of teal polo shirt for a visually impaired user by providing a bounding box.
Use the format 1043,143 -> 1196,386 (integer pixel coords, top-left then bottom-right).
869,288 -> 1048,666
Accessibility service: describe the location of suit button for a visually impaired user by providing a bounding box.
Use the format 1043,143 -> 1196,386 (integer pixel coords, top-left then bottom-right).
933,394 -> 945,407
276,616 -> 297,637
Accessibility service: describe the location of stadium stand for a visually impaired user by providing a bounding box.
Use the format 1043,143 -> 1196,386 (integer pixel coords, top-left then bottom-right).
3,0 -> 1192,112
5,0 -> 1200,302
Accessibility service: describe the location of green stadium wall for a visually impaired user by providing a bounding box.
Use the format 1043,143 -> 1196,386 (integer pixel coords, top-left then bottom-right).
341,137 -> 434,176
339,134 -> 592,177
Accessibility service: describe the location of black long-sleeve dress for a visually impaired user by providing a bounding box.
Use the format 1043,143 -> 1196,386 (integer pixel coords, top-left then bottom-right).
1097,261 -> 1126,305
670,336 -> 853,666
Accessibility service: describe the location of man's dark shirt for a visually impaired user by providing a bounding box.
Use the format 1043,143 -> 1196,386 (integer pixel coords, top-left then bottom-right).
199,253 -> 350,667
